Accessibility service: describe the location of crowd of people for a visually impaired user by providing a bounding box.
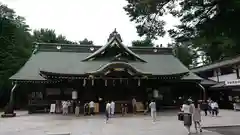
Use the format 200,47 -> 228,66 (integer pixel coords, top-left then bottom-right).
49,97 -> 222,134
48,98 -> 158,123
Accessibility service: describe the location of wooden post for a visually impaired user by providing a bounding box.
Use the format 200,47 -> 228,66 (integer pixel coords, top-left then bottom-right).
197,83 -> 206,101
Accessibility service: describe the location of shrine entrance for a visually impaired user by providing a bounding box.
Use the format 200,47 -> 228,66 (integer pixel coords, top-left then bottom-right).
80,67 -> 149,113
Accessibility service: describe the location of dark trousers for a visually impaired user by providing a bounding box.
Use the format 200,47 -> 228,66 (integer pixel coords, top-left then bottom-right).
204,109 -> 208,116
105,111 -> 109,120
133,105 -> 136,114
212,108 -> 218,116
90,107 -> 94,115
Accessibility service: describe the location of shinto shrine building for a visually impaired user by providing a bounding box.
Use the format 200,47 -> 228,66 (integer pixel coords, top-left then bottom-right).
2,30 -> 204,117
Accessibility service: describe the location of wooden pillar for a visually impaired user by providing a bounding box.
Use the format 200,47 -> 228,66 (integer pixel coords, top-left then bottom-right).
197,83 -> 206,101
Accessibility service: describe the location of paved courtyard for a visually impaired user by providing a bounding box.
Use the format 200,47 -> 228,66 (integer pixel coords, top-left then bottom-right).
0,110 -> 240,135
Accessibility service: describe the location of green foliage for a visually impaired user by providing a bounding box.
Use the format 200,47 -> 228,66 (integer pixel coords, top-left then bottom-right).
124,0 -> 168,39
79,38 -> 93,45
169,43 -> 198,68
132,38 -> 154,47
33,28 -> 76,44
0,3 -> 32,106
0,3 -> 78,107
124,0 -> 240,65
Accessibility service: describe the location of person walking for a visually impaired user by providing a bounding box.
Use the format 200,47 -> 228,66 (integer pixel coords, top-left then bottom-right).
144,101 -> 149,115
121,103 -> 125,116
89,100 -> 95,116
149,100 -> 157,122
84,102 -> 89,116
110,100 -> 115,117
62,100 -> 68,115
193,101 -> 203,133
75,101 -> 80,116
211,101 -> 219,116
181,99 -> 194,135
105,101 -> 111,123
132,98 -> 137,114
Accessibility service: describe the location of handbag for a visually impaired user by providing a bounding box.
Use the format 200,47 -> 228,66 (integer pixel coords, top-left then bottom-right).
178,112 -> 184,121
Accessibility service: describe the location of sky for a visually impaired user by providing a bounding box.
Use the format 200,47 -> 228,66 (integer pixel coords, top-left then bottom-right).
2,0 -> 180,46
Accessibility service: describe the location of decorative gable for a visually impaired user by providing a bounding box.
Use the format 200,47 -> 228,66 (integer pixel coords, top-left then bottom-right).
82,29 -> 146,62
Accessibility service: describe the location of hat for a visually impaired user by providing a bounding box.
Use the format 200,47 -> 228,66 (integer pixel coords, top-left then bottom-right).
187,99 -> 193,102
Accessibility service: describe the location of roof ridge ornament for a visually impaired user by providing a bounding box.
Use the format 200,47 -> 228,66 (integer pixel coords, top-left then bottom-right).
107,28 -> 123,42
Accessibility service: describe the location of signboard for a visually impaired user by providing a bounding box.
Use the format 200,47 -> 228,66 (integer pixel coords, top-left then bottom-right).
114,68 -> 124,71
225,79 -> 240,86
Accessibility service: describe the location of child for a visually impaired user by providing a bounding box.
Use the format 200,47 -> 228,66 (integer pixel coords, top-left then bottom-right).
193,101 -> 202,133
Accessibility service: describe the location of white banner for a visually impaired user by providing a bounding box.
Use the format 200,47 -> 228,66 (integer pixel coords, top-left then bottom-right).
225,79 -> 240,86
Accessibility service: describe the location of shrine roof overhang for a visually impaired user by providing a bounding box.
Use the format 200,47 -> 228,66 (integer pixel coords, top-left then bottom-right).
9,51 -> 202,81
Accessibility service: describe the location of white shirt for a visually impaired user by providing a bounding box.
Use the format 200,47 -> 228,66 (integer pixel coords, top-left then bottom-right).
149,102 -> 156,111
89,101 -> 95,108
182,103 -> 195,114
211,102 -> 219,109
110,101 -> 115,109
132,98 -> 136,105
106,103 -> 111,113
182,104 -> 190,113
62,101 -> 68,108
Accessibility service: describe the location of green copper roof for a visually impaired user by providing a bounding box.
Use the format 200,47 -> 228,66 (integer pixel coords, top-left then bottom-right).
10,51 -> 192,81
10,30 -> 201,81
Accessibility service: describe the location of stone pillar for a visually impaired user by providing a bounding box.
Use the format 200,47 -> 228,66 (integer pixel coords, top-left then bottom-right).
1,83 -> 18,118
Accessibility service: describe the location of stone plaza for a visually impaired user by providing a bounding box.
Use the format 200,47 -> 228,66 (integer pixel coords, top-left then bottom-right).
1,110 -> 240,135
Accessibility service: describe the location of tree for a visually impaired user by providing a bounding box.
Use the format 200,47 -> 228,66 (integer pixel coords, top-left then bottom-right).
132,38 -> 154,47
32,28 -> 75,44
0,3 -> 32,107
124,0 -> 240,64
168,43 -> 198,68
79,38 -> 93,45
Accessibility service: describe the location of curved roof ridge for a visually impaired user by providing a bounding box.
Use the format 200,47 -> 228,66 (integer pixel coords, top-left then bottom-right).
81,34 -> 146,62
86,61 -> 150,75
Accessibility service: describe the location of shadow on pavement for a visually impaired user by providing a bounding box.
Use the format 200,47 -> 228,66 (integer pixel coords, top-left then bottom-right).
204,126 -> 240,135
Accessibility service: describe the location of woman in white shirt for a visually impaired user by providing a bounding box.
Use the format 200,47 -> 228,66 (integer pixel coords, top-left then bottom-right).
149,100 -> 156,122
181,99 -> 194,135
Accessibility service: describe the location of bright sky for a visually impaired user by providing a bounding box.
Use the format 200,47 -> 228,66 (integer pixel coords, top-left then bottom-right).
2,0 -> 180,46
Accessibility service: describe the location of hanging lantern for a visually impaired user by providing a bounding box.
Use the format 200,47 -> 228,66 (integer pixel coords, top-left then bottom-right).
105,80 -> 107,86
72,90 -> 78,100
138,79 -> 141,86
153,89 -> 159,98
83,79 -> 86,86
92,79 -> 94,86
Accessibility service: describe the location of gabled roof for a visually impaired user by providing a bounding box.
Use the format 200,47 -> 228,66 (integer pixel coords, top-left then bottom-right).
191,55 -> 240,73
82,30 -> 146,62
10,30 -> 201,81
